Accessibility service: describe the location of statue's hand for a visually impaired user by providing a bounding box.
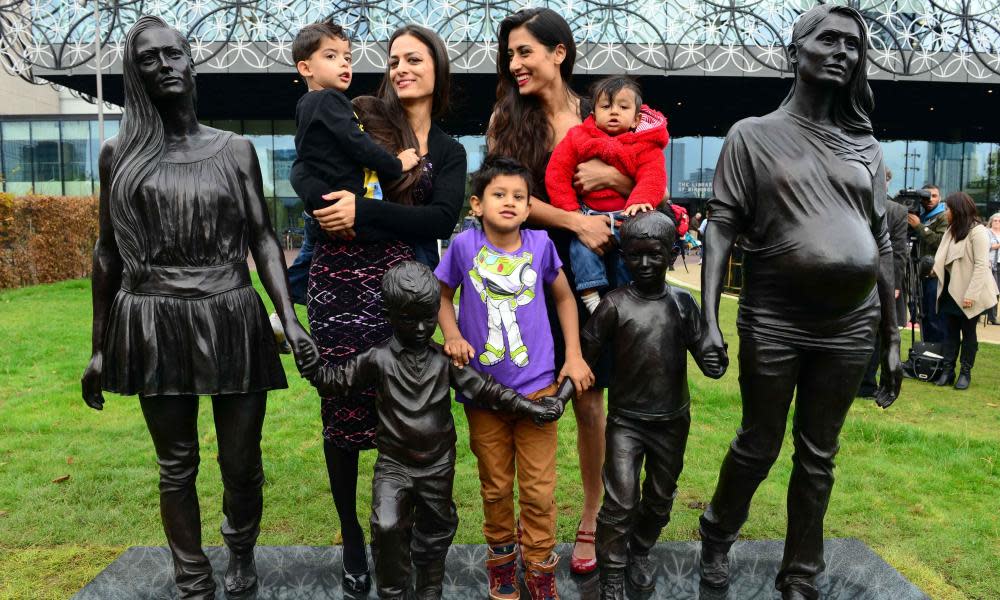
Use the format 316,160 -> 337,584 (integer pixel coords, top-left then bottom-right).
285,321 -> 320,379
700,325 -> 730,379
81,353 -> 105,411
529,396 -> 564,426
876,336 -> 902,409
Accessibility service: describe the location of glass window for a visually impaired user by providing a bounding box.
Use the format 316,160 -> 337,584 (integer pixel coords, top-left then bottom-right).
62,121 -> 92,196
698,137 -> 724,200
244,120 -> 275,198
31,121 -> 63,195
1,122 -> 33,194
925,142 -> 965,197
669,137 -> 700,199
212,119 -> 243,134
272,120 -> 298,232
880,140 -> 908,198
961,142 -> 995,211
90,119 -> 120,195
458,135 -> 487,172
902,140 -> 928,190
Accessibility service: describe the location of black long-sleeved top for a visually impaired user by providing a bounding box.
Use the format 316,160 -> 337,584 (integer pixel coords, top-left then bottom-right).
311,337 -> 537,466
292,118 -> 467,244
581,285 -> 712,420
291,89 -> 403,214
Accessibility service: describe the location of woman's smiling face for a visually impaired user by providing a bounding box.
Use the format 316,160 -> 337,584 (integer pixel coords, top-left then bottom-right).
389,34 -> 435,102
506,25 -> 565,97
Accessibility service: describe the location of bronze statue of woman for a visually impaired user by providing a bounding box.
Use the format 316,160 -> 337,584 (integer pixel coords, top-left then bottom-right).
81,16 -> 318,599
698,5 -> 902,599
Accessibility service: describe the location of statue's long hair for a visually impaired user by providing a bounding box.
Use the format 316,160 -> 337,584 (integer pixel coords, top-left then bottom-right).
782,5 -> 874,135
109,16 -> 194,274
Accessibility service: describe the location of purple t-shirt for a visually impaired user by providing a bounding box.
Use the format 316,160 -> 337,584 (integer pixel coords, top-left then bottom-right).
435,228 -> 562,400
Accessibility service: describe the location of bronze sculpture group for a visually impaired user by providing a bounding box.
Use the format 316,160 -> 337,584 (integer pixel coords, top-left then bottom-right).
83,5 -> 901,599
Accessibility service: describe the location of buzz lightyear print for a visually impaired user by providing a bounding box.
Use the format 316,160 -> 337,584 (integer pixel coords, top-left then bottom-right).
468,246 -> 537,367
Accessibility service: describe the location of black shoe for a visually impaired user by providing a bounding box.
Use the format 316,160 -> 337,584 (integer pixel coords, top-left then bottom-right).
626,552 -> 656,592
600,570 -> 626,600
933,368 -> 955,386
954,368 -> 971,390
343,568 -> 372,595
699,544 -> 730,589
224,551 -> 258,596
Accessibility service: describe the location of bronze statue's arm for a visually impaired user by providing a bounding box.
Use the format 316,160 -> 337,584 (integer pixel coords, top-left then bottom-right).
81,141 -> 122,410
699,220 -> 737,372
235,138 -> 319,376
871,163 -> 902,409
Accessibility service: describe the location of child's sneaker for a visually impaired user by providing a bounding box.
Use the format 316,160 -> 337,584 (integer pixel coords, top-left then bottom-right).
524,553 -> 559,600
486,544 -> 520,600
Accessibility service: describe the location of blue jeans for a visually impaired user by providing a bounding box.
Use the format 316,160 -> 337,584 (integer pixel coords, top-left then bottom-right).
287,213 -> 319,305
569,208 -> 631,291
920,277 -> 946,343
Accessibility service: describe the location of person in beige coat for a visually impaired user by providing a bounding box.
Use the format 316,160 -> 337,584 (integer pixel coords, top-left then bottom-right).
932,192 -> 1000,389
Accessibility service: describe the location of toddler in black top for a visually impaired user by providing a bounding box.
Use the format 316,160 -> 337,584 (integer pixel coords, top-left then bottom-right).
304,261 -> 565,600
579,211 -> 726,599
289,20 -> 419,218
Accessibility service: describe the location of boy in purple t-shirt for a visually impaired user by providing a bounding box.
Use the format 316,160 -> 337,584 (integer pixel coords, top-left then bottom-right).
435,157 -> 592,600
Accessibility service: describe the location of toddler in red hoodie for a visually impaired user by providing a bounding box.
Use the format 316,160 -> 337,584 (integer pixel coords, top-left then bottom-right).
545,76 -> 670,313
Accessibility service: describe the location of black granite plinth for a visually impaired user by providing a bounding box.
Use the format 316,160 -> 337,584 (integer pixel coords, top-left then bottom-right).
73,538 -> 928,599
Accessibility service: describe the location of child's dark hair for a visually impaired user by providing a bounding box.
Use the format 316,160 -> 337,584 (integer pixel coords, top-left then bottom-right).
381,261 -> 441,314
591,75 -> 643,108
470,155 -> 533,199
292,19 -> 350,64
621,210 -> 676,249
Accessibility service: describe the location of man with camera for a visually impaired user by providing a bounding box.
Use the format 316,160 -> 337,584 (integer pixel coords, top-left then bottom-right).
906,184 -> 948,342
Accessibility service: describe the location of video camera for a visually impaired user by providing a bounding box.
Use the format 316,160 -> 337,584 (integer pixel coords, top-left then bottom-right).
894,188 -> 931,215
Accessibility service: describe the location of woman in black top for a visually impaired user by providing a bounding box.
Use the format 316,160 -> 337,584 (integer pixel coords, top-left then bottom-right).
697,6 -> 901,598
303,24 -> 467,593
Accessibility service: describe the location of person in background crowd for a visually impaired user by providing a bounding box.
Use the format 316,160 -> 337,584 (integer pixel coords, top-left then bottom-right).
907,183 -> 949,341
986,212 -> 1000,325
931,193 -> 999,389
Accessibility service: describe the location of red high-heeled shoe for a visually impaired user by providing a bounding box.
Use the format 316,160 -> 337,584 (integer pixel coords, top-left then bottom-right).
569,523 -> 597,575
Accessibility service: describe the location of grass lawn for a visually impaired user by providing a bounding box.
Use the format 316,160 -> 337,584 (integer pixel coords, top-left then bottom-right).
1,277 -> 998,599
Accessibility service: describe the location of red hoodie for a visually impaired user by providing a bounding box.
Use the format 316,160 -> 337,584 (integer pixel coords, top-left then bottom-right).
545,105 -> 669,213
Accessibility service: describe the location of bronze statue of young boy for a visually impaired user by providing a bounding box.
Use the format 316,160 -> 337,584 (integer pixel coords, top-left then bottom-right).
304,261 -> 566,600
579,211 -> 726,599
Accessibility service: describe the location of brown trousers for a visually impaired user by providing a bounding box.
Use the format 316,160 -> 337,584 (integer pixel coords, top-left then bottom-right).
464,383 -> 559,564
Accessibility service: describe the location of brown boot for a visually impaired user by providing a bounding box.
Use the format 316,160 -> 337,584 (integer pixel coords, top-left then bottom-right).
486,544 -> 520,600
525,553 -> 559,600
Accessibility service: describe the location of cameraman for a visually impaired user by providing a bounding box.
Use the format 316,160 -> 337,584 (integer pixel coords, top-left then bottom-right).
907,183 -> 948,342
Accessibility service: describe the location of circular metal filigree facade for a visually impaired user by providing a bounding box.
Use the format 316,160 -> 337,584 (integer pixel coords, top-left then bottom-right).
2,1 -> 1000,81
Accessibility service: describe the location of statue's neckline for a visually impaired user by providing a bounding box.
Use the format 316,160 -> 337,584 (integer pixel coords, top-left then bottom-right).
161,130 -> 233,164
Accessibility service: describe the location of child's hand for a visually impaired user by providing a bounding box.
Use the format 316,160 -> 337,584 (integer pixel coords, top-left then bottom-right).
558,354 -> 594,397
622,203 -> 653,217
398,148 -> 420,172
529,396 -> 564,426
443,336 -> 475,368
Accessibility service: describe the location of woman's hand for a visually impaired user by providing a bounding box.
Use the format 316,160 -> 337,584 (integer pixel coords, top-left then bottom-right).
558,352 -> 595,398
314,190 -> 357,233
443,336 -> 475,368
876,335 -> 903,409
573,159 -> 633,196
81,352 -> 105,410
700,325 -> 730,379
573,212 -> 614,255
962,298 -> 974,308
284,321 -> 320,378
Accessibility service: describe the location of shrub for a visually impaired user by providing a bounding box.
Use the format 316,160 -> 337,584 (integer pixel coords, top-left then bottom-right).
0,193 -> 99,289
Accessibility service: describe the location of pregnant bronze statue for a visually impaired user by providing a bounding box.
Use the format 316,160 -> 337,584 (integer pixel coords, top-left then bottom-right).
697,5 -> 902,599
81,16 -> 318,599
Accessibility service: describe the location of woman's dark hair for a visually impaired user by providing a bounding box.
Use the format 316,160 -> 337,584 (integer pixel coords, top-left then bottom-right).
488,8 -> 577,191
782,4 -> 874,135
470,155 -> 533,199
591,76 -> 643,108
110,16 -> 193,274
944,192 -> 981,242
354,24 -> 450,206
